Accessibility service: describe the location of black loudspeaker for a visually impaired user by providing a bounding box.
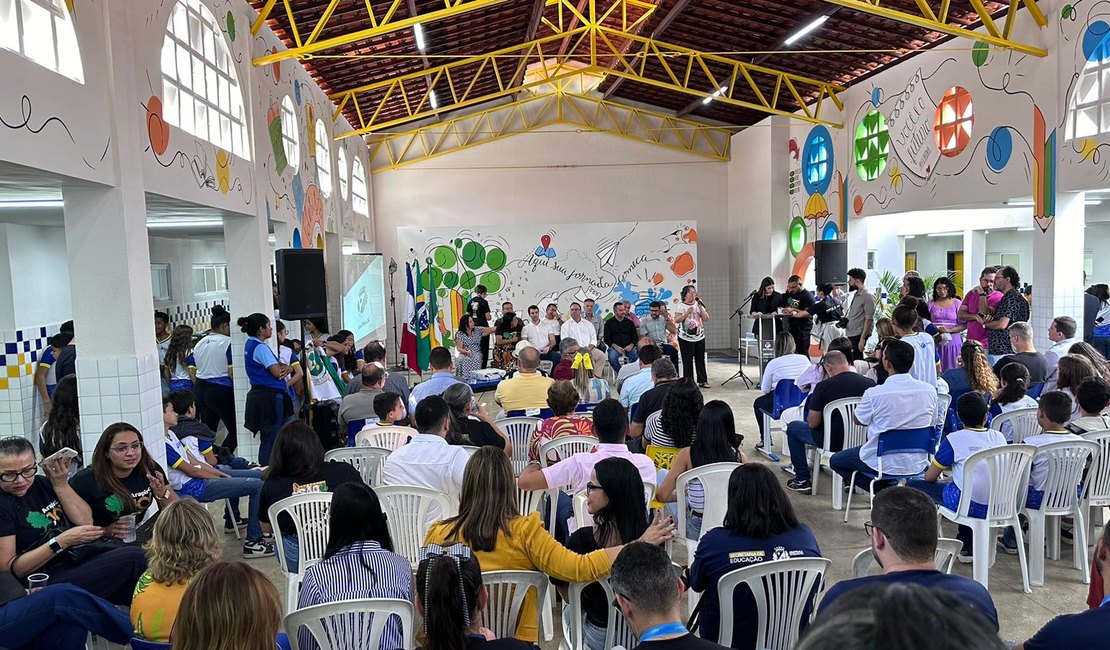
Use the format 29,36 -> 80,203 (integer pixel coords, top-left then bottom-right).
814,239 -> 848,286
275,248 -> 327,319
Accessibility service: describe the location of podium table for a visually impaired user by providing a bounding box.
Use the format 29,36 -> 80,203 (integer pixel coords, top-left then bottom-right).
750,314 -> 784,378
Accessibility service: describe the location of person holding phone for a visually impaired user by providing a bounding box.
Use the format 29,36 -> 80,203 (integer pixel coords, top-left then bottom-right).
239,313 -> 293,465
442,383 -> 511,455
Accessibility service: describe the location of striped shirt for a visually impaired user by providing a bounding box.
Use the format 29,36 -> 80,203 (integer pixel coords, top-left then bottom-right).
296,540 -> 412,650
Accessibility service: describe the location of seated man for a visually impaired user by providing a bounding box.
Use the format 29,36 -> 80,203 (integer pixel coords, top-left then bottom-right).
819,486 -> 999,630
1015,522 -> 1110,649
560,302 -> 606,378
785,351 -> 875,493
1044,316 -> 1079,384
1066,376 -> 1110,433
620,344 -> 663,410
992,321 -> 1048,384
522,304 -> 560,368
494,346 -> 554,414
907,393 -> 1006,562
408,346 -> 462,412
338,364 -> 385,433
603,301 -> 640,372
629,359 -> 679,439
616,336 -> 654,391
640,300 -> 680,369
351,342 -> 411,410
829,339 -> 937,490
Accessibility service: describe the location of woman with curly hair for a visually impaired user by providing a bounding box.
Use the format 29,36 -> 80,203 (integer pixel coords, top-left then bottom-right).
929,277 -> 966,373
131,498 -> 221,642
39,374 -> 82,475
163,325 -> 196,392
940,340 -> 998,397
650,377 -> 703,448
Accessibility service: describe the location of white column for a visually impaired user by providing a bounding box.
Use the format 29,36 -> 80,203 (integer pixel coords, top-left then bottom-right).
846,217 -> 868,270
324,232 -> 343,328
962,229 -> 986,294
1031,192 -> 1085,350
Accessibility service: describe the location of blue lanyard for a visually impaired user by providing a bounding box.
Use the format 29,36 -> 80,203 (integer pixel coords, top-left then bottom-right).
640,622 -> 688,643
1101,594 -> 1110,608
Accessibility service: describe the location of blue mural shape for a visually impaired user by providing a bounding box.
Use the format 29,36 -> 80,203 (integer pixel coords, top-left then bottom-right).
986,127 -> 1013,172
1083,21 -> 1110,62
822,222 -> 839,240
802,126 -> 834,195
870,87 -> 883,107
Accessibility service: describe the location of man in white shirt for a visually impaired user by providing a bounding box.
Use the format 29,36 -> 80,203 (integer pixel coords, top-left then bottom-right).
560,301 -> 606,378
892,303 -> 937,387
522,305 -> 559,367
542,302 -> 564,343
381,395 -> 470,526
1044,316 -> 1079,383
620,344 -> 662,409
830,339 -> 938,490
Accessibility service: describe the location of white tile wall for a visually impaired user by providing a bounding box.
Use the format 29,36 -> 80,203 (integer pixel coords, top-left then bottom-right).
76,352 -> 166,469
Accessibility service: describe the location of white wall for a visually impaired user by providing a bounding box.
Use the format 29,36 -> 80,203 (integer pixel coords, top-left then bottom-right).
0,224 -> 71,330
148,234 -> 228,309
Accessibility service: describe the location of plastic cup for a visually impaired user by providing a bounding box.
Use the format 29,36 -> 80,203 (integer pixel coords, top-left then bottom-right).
119,514 -> 137,543
27,573 -> 48,592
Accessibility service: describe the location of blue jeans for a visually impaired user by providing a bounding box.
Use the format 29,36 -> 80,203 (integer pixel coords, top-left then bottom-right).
540,350 -> 562,369
1092,337 -> 1110,359
830,446 -> 887,491
283,535 -> 299,574
201,475 -> 264,541
543,491 -> 574,543
0,583 -> 132,649
217,466 -> 263,523
259,392 -> 292,465
785,420 -> 819,482
607,346 -> 638,371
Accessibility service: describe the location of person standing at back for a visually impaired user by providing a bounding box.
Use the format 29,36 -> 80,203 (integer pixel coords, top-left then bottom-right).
983,266 -> 1029,364
958,267 -> 1000,350
192,306 -> 237,452
844,269 -> 875,361
467,284 -> 492,369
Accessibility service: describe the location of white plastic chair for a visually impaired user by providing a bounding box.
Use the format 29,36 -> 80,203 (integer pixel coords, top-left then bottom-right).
355,425 -> 415,450
937,445 -> 1036,593
481,570 -> 550,641
459,445 -> 482,456
1081,430 -> 1110,540
285,597 -> 415,650
850,538 -> 964,577
559,578 -> 638,650
516,486 -> 546,517
324,447 -> 390,486
496,417 -> 542,475
1022,439 -> 1099,587
990,407 -> 1041,443
374,485 -> 455,570
715,557 -> 832,649
539,435 -> 600,533
813,397 -> 866,510
269,492 -> 333,612
676,463 -> 740,554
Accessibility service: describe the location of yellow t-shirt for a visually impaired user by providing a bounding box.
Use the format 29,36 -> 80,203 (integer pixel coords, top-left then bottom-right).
131,572 -> 189,642
494,373 -> 554,412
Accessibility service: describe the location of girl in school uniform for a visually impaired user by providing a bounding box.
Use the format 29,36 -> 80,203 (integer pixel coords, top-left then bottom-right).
163,325 -> 196,392
193,306 -> 238,452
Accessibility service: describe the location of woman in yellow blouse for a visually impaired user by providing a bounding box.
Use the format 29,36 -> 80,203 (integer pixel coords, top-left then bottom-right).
423,446 -> 675,642
131,498 -> 221,642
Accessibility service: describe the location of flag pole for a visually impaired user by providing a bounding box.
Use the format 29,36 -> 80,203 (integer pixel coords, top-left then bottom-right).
388,257 -> 404,370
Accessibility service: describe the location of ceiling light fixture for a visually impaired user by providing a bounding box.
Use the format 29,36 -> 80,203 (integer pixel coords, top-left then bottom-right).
784,15 -> 829,46
429,90 -> 439,109
414,23 -> 426,52
146,220 -> 223,229
0,199 -> 64,208
701,85 -> 728,105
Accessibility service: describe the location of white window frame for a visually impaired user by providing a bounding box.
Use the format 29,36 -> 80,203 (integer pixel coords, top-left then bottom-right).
0,0 -> 84,82
315,118 -> 332,197
192,263 -> 228,296
986,252 -> 1021,269
279,95 -> 298,170
1067,54 -> 1110,141
352,156 -> 368,216
160,0 -> 250,159
151,264 -> 171,302
337,147 -> 349,200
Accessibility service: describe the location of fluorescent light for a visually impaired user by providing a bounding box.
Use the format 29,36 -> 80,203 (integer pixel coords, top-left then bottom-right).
414,23 -> 426,52
784,15 -> 829,46
927,231 -> 962,237
1088,199 -> 1103,205
146,220 -> 223,229
1016,226 -> 1034,232
429,90 -> 438,109
904,235 -> 915,240
0,200 -> 63,208
701,85 -> 728,105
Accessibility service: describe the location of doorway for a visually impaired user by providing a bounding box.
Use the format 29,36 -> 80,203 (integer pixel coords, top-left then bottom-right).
947,251 -> 964,296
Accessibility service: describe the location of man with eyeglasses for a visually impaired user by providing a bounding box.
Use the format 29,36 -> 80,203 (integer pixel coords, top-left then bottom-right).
817,486 -> 998,630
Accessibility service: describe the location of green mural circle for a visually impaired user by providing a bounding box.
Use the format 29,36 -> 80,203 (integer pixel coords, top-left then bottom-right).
443,271 -> 459,288
480,271 -> 502,293
486,247 -> 507,271
971,42 -> 989,67
428,266 -> 443,287
460,271 -> 477,290
788,217 -> 807,256
461,240 -> 486,269
226,11 -> 236,41
454,238 -> 463,247
432,245 -> 457,268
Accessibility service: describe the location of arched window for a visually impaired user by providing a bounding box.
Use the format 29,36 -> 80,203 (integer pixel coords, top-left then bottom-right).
160,0 -> 249,159
0,0 -> 84,82
934,86 -> 973,157
1067,52 -> 1110,140
337,147 -> 349,199
315,119 -> 331,196
855,110 -> 889,181
352,156 -> 368,216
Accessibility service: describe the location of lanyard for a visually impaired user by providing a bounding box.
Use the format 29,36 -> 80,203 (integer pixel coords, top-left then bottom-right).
1101,594 -> 1110,608
640,622 -> 688,643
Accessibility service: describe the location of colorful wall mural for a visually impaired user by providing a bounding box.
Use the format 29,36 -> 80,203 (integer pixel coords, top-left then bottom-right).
397,222 -> 698,349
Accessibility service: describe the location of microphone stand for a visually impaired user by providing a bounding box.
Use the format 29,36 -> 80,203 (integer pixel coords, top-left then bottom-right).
388,259 -> 405,371
722,291 -> 758,389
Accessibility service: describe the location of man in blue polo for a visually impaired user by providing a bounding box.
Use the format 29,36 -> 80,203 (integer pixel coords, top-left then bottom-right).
408,346 -> 462,411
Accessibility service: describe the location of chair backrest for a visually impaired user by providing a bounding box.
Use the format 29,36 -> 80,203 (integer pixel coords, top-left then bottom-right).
1036,440 -> 1100,515
935,393 -> 952,432
821,397 -> 865,451
268,492 -> 333,574
1027,382 -> 1046,399
516,486 -> 545,517
953,445 -> 1037,523
480,570 -> 550,640
715,557 -> 832,650
345,419 -> 367,446
373,485 -> 455,568
496,417 -> 542,474
850,537 -> 964,578
644,410 -> 664,443
1081,429 -> 1110,505
285,597 -> 415,650
646,444 -> 680,470
875,427 -> 936,478
598,578 -> 639,650
771,379 -> 807,417
676,462 -> 741,542
324,447 -> 391,486
989,407 -> 1040,443
129,639 -> 172,650
355,425 -> 416,451
538,435 -> 598,469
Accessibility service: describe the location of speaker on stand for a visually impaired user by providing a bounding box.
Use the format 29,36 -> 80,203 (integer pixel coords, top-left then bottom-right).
275,249 -> 328,319
814,239 -> 848,286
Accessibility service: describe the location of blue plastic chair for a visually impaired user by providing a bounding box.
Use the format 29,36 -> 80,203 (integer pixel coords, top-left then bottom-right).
130,639 -> 172,650
758,379 -> 806,462
843,426 -> 936,522
346,418 -> 367,447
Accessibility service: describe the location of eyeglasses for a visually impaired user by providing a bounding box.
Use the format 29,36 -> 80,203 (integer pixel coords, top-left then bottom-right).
585,482 -> 604,493
0,466 -> 37,483
110,442 -> 143,454
863,521 -> 886,538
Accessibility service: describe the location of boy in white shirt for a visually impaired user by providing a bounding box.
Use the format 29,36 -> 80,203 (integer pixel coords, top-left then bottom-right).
892,303 -> 938,387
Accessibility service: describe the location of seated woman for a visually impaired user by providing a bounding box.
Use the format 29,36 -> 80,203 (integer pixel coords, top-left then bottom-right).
564,457 -> 648,650
993,363 -> 1038,442
443,383 -> 512,454
656,400 -> 745,539
131,498 -> 221,642
647,377 -> 702,448
297,482 -> 411,650
39,375 -> 83,478
70,422 -> 178,534
173,561 -> 290,650
491,312 -> 522,372
259,420 -> 363,572
0,436 -> 147,605
528,380 -> 596,466
424,446 -> 674,643
689,464 -> 821,648
940,340 -> 998,397
417,543 -> 538,650
1055,354 -> 1096,420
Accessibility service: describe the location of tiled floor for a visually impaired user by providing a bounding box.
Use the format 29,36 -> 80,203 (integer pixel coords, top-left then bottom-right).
212,352 -> 1093,648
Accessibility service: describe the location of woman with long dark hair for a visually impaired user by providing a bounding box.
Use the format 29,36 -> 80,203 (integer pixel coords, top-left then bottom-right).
239,313 -> 292,464
491,311 -> 522,371
192,305 -> 237,451
651,376 -> 703,448
566,457 -> 649,650
749,276 -> 783,337
333,329 -> 361,386
163,325 -> 196,392
39,374 -> 82,475
993,362 -> 1037,442
454,314 -> 495,381
295,482 -> 409,649
689,463 -> 821,647
675,284 -> 710,387
1068,341 -> 1110,379
1055,354 -> 1096,420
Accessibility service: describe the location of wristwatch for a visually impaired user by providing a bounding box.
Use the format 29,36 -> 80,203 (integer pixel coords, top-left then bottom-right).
48,537 -> 63,554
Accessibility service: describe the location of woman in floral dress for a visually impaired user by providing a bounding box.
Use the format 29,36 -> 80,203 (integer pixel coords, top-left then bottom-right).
454,314 -> 495,381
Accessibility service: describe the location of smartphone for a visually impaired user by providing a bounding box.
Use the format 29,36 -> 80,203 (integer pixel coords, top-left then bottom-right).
41,447 -> 78,466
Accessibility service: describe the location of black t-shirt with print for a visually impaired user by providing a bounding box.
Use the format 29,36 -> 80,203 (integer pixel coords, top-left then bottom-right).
69,464 -> 167,527
0,476 -> 69,558
461,418 -> 506,449
259,461 -> 363,531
